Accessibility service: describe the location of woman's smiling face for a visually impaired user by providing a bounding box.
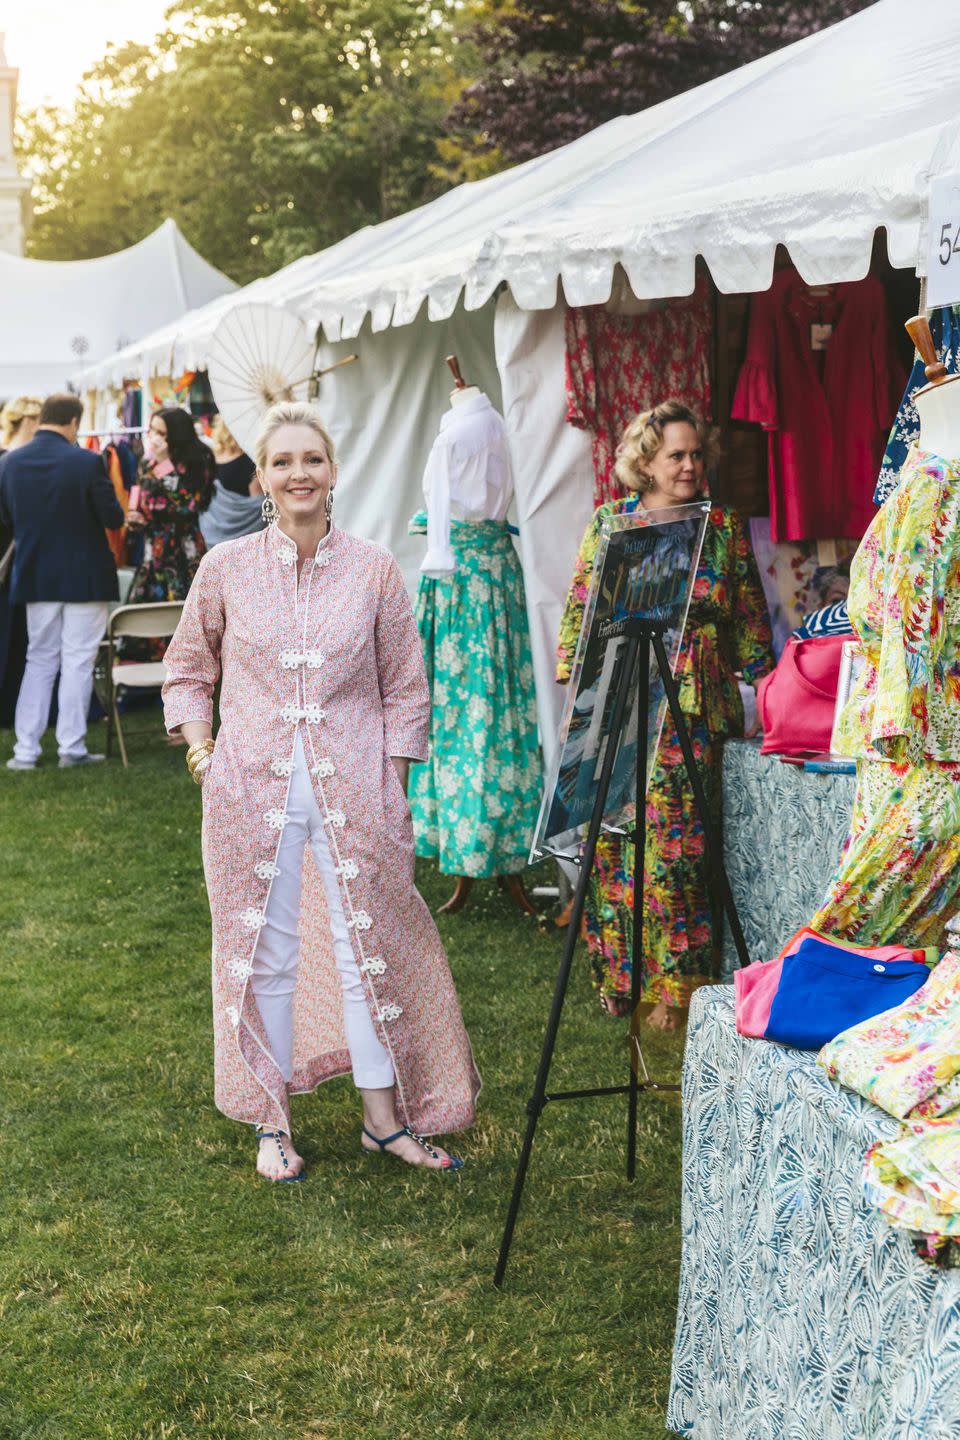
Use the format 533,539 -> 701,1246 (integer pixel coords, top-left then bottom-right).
261,423 -> 335,527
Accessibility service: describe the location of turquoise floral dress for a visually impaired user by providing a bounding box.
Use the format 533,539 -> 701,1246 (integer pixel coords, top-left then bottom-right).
409,516 -> 542,877
558,500 -> 773,1008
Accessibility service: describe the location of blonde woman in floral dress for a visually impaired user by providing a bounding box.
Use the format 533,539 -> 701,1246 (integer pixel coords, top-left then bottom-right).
162,401 -> 479,1182
557,400 -> 773,1030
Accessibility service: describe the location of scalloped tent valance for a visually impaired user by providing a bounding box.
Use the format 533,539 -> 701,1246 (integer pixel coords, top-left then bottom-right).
77,0 -> 958,389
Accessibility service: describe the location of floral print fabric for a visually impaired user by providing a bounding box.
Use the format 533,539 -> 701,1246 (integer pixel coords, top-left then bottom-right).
819,952 -> 960,1257
564,286 -> 712,506
557,500 -> 774,1007
409,518 -> 541,877
840,449 -> 960,766
819,951 -> 960,1120
812,449 -> 960,949
810,757 -> 960,949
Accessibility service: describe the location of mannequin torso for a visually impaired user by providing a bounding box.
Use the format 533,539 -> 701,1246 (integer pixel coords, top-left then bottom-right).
450,385 -> 481,407
915,376 -> 960,457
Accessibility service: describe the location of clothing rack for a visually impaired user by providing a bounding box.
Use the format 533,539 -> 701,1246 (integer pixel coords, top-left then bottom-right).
78,426 -> 147,439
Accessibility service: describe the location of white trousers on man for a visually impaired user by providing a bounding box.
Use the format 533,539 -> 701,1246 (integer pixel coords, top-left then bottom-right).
14,602 -> 108,764
250,729 -> 395,1091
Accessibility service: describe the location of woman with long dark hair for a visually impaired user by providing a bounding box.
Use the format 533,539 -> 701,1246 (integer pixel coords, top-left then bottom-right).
126,407 -> 214,611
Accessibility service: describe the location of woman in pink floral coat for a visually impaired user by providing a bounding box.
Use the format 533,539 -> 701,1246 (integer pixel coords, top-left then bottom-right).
162,401 -> 479,1182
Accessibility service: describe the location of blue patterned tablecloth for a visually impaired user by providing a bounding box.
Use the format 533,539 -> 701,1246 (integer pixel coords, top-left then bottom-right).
668,987 -> 960,1440
722,740 -> 857,973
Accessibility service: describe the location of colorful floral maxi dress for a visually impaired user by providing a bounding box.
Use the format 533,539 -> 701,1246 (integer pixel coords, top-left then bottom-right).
812,449 -> 960,947
557,501 -> 773,1008
161,523 -> 480,1137
409,518 -> 541,877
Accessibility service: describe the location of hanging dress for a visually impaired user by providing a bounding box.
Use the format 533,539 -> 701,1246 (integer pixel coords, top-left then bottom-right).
565,286 -> 712,507
731,268 -> 903,542
558,500 -> 773,1008
408,392 -> 541,878
811,448 -> 960,946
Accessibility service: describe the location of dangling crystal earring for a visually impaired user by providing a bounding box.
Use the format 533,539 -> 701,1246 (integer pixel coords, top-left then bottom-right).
261,489 -> 279,525
325,488 -> 334,520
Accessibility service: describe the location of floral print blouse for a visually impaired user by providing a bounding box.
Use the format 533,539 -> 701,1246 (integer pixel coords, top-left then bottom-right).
839,448 -> 960,765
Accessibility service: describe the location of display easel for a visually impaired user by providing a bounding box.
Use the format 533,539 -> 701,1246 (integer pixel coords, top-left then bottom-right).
494,616 -> 751,1287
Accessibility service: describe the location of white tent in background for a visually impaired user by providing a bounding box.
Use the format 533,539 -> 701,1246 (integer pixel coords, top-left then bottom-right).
75,0 -> 960,754
0,218 -> 236,398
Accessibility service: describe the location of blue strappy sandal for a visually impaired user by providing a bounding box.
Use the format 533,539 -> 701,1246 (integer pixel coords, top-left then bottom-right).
362,1124 -> 464,1172
255,1126 -> 307,1182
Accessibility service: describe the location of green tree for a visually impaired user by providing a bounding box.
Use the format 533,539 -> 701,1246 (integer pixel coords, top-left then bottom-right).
17,0 -> 463,281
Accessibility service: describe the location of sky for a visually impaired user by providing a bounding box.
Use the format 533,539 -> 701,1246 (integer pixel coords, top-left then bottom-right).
2,1 -> 171,109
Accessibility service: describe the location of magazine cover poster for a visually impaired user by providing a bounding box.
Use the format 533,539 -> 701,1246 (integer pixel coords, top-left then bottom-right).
532,502 -> 710,858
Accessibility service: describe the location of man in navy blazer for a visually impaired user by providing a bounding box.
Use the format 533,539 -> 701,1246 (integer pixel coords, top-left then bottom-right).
0,393 -> 124,769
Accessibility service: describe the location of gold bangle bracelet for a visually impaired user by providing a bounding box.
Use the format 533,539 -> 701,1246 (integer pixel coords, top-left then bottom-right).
186,739 -> 215,768
191,754 -> 212,786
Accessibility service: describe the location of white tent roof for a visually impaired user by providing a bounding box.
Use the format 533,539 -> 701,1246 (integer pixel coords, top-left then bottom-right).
0,218 -> 236,398
80,0 -> 955,385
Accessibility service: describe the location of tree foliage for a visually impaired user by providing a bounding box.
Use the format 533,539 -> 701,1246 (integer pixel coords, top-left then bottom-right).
17,0 -> 463,281
446,0 -> 877,168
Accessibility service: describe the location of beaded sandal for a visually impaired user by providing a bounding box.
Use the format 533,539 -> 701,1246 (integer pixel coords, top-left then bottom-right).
361,1124 -> 464,1172
255,1126 -> 307,1183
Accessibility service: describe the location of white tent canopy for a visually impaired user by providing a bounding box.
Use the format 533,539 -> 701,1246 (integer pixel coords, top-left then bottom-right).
286,0 -> 955,335
77,0 -> 957,390
0,218 -> 235,399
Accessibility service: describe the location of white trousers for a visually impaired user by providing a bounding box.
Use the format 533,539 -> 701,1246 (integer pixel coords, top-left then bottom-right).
14,602 -> 108,763
250,730 -> 395,1091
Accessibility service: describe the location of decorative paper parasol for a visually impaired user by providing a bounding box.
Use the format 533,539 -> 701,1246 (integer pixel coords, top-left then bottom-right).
206,303 -> 317,457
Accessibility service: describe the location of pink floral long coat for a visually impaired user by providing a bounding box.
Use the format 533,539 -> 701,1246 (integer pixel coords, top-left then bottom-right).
162,522 -> 481,1136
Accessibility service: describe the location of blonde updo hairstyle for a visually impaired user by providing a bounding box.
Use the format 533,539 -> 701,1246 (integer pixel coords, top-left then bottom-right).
210,414 -> 241,454
1,395 -> 42,448
614,399 -> 719,495
252,400 -> 337,477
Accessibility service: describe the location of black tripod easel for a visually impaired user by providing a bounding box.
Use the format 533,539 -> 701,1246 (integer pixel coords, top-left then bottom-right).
494,617 -> 751,1287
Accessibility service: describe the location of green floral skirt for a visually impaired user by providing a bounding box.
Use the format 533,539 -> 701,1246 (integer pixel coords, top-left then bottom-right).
409,520 -> 541,877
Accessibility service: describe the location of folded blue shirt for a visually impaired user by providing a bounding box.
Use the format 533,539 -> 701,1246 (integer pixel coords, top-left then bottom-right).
765,936 -> 930,1050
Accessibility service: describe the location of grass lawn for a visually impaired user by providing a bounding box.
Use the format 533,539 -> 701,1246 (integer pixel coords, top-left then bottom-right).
0,723 -> 686,1440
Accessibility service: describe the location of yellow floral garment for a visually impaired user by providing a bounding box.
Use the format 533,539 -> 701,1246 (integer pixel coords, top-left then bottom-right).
841,447 -> 960,764
812,449 -> 960,948
819,952 -> 960,1257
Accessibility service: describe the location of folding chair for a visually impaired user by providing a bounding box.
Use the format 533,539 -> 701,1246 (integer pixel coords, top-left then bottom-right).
104,601 -> 184,767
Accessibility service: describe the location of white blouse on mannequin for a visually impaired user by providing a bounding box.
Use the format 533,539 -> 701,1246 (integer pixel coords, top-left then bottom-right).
420,390 -> 514,577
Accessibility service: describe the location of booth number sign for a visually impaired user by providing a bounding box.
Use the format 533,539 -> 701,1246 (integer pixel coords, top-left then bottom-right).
928,173 -> 960,310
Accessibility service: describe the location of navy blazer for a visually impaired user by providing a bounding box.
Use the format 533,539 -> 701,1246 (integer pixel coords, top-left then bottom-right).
0,431 -> 124,604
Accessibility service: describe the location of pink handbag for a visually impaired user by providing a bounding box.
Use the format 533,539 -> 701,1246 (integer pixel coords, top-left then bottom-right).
756,634 -> 847,757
